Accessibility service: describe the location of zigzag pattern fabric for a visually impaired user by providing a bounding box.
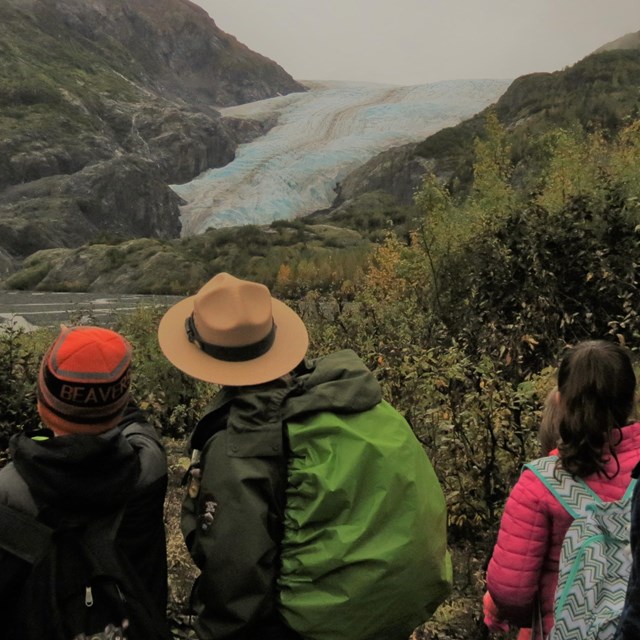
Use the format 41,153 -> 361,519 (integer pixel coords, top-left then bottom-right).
525,456 -> 635,640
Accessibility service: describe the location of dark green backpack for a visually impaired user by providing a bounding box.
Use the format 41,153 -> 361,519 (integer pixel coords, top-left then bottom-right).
278,400 -> 452,640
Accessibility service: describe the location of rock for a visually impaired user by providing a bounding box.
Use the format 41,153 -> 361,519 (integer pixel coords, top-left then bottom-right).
0,314 -> 37,333
133,107 -> 237,184
62,156 -> 183,238
0,156 -> 182,258
0,0 -> 305,261
0,248 -> 15,279
334,142 -> 433,206
221,115 -> 280,145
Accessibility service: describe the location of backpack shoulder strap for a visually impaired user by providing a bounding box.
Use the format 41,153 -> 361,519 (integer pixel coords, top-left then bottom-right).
523,455 -> 601,518
79,506 -> 129,580
624,477 -> 638,501
0,498 -> 123,566
0,503 -> 52,564
82,506 -> 125,546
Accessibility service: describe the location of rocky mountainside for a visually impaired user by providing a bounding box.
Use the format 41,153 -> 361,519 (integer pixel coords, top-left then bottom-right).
321,34 -> 640,222
0,0 -> 305,270
6,26 -> 640,295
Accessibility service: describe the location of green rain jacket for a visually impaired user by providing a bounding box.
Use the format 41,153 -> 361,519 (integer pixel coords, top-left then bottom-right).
182,349 -> 451,640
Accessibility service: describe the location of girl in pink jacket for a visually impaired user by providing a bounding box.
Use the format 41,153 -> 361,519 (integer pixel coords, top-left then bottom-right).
485,340 -> 640,637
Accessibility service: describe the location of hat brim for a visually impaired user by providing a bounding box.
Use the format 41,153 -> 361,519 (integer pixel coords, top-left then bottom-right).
158,294 -> 309,386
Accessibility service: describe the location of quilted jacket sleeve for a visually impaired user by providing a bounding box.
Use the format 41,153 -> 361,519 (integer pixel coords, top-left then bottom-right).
486,469 -> 551,627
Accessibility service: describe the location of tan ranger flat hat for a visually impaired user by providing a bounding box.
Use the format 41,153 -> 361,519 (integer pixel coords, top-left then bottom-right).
158,272 -> 308,386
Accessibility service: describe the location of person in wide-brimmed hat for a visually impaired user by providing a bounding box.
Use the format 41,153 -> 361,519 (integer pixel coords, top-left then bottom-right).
0,325 -> 169,637
158,272 -> 308,387
158,273 -> 452,640
159,273 -> 309,640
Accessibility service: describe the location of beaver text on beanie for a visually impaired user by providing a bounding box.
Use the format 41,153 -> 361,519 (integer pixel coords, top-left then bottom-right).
37,326 -> 132,435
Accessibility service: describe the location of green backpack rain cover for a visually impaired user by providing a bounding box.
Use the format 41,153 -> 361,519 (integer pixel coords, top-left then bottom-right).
277,399 -> 452,640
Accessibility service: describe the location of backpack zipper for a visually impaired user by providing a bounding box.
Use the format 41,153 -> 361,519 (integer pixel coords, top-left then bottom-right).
85,582 -> 127,607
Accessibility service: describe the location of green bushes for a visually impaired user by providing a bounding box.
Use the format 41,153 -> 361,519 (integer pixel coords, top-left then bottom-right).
0,324 -> 54,449
4,221 -> 372,295
5,258 -> 53,291
0,307 -> 216,446
0,79 -> 62,108
111,306 -> 217,437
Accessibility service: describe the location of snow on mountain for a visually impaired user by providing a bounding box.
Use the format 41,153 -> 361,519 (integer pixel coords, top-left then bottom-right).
172,79 -> 512,236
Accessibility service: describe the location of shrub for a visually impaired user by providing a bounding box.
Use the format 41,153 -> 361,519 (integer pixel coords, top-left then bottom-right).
112,306 -> 217,438
0,306 -> 216,446
0,323 -> 54,449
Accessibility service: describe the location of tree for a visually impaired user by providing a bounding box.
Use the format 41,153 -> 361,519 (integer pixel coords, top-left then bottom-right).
469,108 -> 514,227
535,127 -> 607,214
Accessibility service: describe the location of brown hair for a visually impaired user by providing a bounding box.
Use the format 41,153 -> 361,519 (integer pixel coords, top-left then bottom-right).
538,387 -> 561,455
556,340 -> 636,478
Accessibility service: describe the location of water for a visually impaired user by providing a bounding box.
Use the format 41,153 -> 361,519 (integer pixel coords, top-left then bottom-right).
171,79 -> 512,235
0,290 -> 183,329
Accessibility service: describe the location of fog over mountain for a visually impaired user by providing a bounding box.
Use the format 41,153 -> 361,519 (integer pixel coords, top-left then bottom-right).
172,79 -> 511,235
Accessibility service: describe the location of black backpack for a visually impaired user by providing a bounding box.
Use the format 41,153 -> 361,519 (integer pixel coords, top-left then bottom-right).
0,503 -> 173,640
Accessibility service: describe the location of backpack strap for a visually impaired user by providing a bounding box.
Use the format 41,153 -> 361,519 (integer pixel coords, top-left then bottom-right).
624,476 -> 638,501
523,455 -> 602,518
0,503 -> 52,564
0,499 -> 125,565
81,506 -> 126,552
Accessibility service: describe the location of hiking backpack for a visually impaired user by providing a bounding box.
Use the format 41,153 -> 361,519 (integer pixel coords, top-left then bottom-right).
524,455 -> 636,640
277,400 -> 452,640
0,503 -> 173,640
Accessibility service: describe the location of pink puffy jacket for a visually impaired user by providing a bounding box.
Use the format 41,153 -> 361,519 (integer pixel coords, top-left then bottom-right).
486,422 -> 640,636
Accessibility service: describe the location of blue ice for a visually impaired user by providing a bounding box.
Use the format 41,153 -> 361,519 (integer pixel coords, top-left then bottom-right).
170,79 -> 512,236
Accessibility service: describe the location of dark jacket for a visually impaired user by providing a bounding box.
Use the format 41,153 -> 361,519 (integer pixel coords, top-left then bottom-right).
616,461 -> 640,639
182,349 -> 384,640
0,403 -> 168,627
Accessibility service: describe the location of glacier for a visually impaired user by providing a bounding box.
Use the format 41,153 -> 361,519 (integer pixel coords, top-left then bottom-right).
171,79 -> 512,236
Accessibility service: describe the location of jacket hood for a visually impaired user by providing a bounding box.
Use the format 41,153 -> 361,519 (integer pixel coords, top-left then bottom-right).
9,427 -> 140,514
190,350 -> 381,452
285,348 -> 381,417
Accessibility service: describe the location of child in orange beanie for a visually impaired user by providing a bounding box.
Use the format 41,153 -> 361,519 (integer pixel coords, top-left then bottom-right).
0,325 -> 170,638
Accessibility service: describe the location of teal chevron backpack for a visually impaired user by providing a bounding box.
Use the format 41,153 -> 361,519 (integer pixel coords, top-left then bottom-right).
525,455 -> 636,640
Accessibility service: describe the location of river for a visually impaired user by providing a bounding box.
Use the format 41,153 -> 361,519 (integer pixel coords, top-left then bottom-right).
0,290 -> 182,330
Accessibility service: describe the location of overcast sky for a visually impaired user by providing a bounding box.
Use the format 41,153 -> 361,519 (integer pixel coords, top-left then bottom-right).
192,0 -> 640,86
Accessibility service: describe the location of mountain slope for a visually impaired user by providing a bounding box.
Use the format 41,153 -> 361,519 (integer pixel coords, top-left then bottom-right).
0,0 -> 305,266
594,30 -> 640,53
7,29 -> 640,293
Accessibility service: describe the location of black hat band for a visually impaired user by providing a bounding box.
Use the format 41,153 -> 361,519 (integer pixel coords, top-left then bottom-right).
185,313 -> 277,362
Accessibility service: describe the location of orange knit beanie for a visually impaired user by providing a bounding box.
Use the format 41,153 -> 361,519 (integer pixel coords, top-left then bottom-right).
37,326 -> 132,435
